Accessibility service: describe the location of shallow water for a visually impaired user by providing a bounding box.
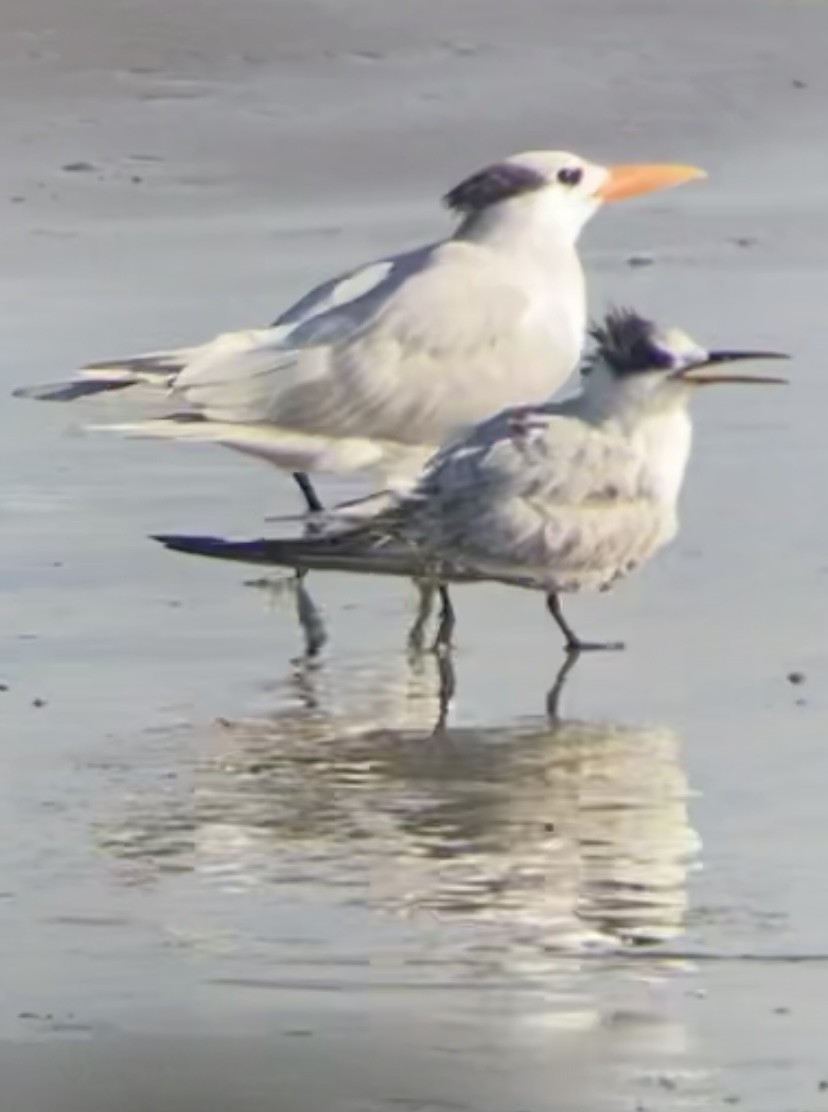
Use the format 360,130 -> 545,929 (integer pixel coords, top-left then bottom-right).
3,0 -> 828,1108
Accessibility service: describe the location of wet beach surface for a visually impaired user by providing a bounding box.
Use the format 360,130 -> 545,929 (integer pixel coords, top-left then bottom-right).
3,0 -> 828,1108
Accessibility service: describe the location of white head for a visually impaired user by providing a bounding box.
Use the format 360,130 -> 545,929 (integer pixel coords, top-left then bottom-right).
444,151 -> 706,245
580,308 -> 789,423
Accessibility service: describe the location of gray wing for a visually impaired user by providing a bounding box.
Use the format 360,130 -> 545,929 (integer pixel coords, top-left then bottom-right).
172,242 -> 447,398
170,240 -> 566,453
392,410 -> 667,590
271,244 -> 438,334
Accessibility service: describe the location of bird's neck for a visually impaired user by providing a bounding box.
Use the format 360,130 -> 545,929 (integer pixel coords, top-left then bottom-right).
454,197 -> 584,259
453,203 -> 586,346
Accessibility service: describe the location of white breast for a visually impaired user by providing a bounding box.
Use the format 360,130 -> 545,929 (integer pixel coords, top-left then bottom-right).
634,408 -> 693,510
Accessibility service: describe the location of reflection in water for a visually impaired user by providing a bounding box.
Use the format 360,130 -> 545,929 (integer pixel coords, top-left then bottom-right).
100,654 -> 701,956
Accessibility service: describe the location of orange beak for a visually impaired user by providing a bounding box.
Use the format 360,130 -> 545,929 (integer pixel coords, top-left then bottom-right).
595,163 -> 706,203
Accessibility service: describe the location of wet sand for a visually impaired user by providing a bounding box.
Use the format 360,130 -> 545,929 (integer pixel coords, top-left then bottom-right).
3,0 -> 828,1108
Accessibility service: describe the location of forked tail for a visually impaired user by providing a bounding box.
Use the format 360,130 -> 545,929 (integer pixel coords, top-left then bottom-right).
13,351 -> 195,402
152,532 -> 431,578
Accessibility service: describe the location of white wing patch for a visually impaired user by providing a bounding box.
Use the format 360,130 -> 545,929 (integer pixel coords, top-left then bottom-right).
329,261 -> 395,309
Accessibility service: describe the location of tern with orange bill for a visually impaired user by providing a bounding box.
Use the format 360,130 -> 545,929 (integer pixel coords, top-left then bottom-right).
15,152 -> 704,502
14,151 -> 704,653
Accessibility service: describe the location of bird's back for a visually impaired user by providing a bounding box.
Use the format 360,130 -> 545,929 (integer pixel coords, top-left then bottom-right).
393,407 -> 671,593
174,238 -> 585,457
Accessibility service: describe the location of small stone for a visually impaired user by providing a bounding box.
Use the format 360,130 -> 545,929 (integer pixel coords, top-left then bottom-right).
792,78 -> 807,89
62,161 -> 96,173
0,683 -> 8,692
818,1079 -> 828,1091
773,1005 -> 790,1015
31,698 -> 46,708
627,254 -> 654,268
730,236 -> 757,248
787,671 -> 806,685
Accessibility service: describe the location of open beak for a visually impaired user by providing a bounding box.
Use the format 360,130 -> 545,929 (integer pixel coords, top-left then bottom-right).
676,350 -> 790,386
595,163 -> 706,202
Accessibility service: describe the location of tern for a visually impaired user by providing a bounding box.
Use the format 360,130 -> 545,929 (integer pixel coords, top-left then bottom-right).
15,152 -> 704,505
152,308 -> 788,653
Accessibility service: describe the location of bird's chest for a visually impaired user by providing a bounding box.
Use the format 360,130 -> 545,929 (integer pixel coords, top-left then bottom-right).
632,411 -> 693,510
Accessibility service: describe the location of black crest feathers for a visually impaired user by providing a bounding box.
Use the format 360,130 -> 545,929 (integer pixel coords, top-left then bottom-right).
589,308 -> 673,374
444,162 -> 547,214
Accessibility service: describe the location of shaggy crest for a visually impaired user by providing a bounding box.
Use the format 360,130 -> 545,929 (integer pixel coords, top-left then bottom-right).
588,308 -> 674,375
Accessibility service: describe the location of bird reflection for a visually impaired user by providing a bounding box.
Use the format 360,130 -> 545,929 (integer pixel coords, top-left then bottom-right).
100,653 -> 700,958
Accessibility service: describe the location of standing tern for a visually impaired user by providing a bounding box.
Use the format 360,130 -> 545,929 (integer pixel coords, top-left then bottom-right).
152,308 -> 788,653
15,152 -> 704,499
14,151 -> 703,655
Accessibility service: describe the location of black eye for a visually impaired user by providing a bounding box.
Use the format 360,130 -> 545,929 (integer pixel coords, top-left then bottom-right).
649,345 -> 675,370
557,166 -> 583,187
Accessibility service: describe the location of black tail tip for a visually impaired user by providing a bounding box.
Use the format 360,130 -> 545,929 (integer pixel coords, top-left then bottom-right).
13,379 -> 134,402
152,533 -> 286,567
151,533 -> 227,556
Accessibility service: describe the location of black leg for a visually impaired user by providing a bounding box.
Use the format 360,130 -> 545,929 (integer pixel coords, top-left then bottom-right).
545,593 -> 625,654
295,571 -> 328,658
433,585 -> 455,653
291,473 -> 326,652
433,650 -> 457,734
292,471 -> 324,514
407,581 -> 436,653
545,650 -> 582,720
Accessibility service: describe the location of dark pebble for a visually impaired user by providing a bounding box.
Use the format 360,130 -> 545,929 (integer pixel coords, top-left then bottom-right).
787,671 -> 806,685
31,698 -> 47,708
62,161 -> 96,173
627,254 -> 654,268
